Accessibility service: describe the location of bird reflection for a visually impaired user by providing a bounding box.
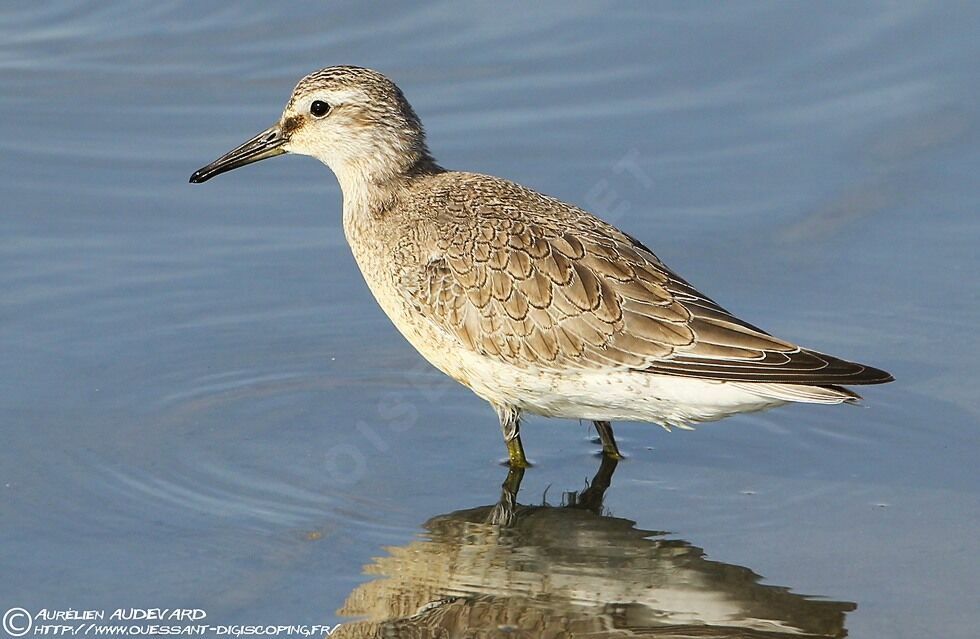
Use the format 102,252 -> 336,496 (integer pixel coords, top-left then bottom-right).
333,458 -> 855,638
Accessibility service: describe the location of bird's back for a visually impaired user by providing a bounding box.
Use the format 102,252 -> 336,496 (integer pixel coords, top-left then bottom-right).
388,170 -> 891,394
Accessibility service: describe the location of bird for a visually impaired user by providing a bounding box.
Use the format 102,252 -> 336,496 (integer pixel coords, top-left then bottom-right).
190,66 -> 893,468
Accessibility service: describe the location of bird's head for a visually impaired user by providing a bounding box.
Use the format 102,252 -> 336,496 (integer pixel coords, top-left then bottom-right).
190,66 -> 432,191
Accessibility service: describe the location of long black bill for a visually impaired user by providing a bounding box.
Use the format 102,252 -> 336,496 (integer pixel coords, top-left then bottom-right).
189,124 -> 287,183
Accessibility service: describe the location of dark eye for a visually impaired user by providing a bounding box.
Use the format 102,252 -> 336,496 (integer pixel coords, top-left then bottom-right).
310,100 -> 330,117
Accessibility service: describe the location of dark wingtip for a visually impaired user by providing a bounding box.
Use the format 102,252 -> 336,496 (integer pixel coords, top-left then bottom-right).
852,364 -> 895,385
189,169 -> 208,184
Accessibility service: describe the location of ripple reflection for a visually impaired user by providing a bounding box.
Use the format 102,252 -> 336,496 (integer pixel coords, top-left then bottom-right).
333,458 -> 855,638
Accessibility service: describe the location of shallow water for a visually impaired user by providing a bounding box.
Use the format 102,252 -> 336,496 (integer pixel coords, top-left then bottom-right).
2,2 -> 978,638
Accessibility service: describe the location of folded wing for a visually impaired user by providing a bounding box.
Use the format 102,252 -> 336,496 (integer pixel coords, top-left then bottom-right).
403,178 -> 892,386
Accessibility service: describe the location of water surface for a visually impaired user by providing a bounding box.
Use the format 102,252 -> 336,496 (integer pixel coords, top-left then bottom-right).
1,3 -> 978,638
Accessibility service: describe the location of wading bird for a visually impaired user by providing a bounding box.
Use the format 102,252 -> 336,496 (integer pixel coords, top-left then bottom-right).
191,66 -> 892,467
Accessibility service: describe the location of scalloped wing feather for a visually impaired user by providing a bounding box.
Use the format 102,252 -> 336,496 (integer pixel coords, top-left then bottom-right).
402,173 -> 893,386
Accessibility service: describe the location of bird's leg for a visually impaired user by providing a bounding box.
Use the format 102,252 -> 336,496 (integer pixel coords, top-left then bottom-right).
486,465 -> 526,526
594,420 -> 625,460
494,404 -> 530,468
572,454 -> 619,514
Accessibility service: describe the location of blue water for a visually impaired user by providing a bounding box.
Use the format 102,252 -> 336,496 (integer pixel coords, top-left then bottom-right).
2,2 -> 978,638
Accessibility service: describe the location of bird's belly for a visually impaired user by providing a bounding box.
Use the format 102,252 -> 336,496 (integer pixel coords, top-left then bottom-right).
447,350 -> 785,427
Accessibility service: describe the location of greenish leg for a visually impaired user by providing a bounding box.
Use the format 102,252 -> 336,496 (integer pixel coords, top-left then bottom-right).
501,465 -> 526,497
487,465 -> 526,526
594,420 -> 625,460
495,404 -> 530,468
506,437 -> 529,468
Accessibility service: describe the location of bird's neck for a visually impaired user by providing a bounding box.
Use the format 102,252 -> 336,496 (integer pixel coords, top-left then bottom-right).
337,151 -> 442,236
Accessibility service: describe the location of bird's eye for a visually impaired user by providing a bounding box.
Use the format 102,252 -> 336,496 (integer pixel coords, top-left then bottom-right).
310,100 -> 330,117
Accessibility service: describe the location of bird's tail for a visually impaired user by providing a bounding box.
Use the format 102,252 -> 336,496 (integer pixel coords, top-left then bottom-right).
729,382 -> 863,405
